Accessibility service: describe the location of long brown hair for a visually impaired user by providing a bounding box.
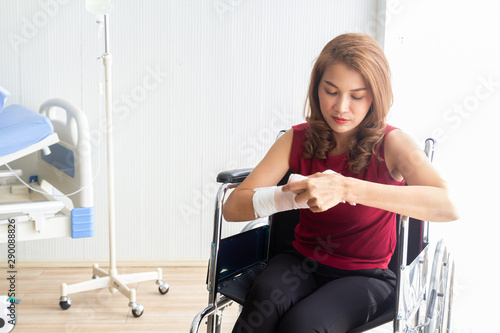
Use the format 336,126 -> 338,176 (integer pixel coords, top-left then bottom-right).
303,33 -> 393,174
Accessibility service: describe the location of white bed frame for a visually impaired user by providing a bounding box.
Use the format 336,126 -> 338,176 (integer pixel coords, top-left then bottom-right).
0,98 -> 94,243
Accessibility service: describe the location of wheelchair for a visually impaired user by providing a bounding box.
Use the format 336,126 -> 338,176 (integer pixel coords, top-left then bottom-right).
191,138 -> 455,333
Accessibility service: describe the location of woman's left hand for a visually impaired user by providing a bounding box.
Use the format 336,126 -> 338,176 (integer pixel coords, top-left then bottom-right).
282,171 -> 355,212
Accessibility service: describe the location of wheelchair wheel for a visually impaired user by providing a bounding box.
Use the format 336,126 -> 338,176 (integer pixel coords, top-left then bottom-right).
424,239 -> 454,333
240,218 -> 269,232
441,258 -> 455,332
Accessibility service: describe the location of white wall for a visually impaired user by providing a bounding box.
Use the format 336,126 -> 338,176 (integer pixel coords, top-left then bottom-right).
0,0 -> 381,262
2,1 -> 496,331
383,0 -> 500,331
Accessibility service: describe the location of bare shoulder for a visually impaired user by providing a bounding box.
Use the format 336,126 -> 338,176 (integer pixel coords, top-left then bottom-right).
276,127 -> 294,146
384,129 -> 424,182
236,128 -> 294,190
384,129 -> 445,187
385,128 -> 421,153
259,127 -> 294,171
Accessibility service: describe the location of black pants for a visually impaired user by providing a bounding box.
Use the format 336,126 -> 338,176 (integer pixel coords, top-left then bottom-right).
232,250 -> 396,333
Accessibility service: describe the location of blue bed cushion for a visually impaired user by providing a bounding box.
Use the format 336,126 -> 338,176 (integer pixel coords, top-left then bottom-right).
0,104 -> 54,157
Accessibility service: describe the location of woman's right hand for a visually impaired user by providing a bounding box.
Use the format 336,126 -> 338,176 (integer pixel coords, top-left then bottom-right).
282,171 -> 355,213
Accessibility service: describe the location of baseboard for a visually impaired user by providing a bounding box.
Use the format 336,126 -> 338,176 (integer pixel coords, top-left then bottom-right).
1,259 -> 208,268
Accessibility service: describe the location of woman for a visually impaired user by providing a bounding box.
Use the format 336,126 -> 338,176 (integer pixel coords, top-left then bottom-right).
223,33 -> 458,333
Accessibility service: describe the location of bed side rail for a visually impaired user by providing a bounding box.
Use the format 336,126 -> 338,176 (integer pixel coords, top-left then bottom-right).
37,98 -> 94,238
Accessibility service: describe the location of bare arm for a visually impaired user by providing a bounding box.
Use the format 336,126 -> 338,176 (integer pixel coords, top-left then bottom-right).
347,130 -> 458,221
283,130 -> 459,222
222,129 -> 294,222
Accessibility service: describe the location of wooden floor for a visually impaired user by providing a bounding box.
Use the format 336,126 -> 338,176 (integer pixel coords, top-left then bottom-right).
2,265 -> 392,333
2,265 -> 238,333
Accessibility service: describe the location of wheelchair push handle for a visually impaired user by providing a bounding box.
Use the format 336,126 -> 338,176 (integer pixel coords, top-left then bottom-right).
424,138 -> 436,162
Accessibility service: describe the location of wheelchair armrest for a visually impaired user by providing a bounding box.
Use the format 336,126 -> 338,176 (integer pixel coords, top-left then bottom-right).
217,168 -> 253,183
218,262 -> 267,305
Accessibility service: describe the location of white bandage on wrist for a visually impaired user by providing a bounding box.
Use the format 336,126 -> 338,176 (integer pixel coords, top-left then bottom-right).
287,173 -> 308,185
274,186 -> 309,212
252,186 -> 278,219
252,173 -> 309,219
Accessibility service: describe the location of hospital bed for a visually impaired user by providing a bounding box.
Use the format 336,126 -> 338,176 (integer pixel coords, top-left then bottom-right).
0,86 -> 167,317
191,137 -> 455,333
0,86 -> 94,243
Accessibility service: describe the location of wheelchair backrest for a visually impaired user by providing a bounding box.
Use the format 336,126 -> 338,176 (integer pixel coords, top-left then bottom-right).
268,210 -> 300,259
388,217 -> 426,275
268,170 -> 299,258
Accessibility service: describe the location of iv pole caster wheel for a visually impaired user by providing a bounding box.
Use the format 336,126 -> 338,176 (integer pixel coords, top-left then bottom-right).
158,281 -> 169,295
59,296 -> 72,310
130,302 -> 144,318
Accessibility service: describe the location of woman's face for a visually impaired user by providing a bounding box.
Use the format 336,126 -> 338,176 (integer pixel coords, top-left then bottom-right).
318,62 -> 373,139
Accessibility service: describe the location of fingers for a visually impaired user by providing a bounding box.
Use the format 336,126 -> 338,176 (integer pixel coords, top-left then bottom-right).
283,171 -> 335,192
282,180 -> 306,193
287,173 -> 308,183
294,191 -> 309,204
282,171 -> 354,211
303,198 -> 331,213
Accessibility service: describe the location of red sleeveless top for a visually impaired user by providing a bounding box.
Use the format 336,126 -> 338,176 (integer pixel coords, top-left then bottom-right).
290,123 -> 405,270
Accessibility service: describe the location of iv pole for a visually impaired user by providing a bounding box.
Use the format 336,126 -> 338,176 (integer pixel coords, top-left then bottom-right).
59,10 -> 169,318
